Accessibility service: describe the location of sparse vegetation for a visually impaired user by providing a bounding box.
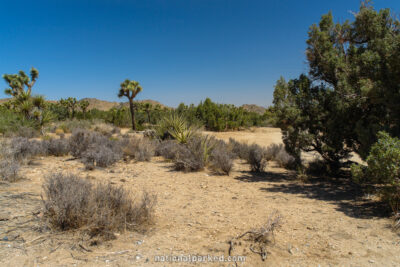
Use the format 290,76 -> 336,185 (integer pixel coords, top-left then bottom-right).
42,173 -> 156,238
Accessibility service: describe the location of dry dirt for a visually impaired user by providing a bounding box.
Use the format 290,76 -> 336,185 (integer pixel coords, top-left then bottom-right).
1,127 -> 399,266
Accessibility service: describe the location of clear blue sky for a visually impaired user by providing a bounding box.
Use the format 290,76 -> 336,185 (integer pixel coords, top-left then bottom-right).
1,0 -> 399,107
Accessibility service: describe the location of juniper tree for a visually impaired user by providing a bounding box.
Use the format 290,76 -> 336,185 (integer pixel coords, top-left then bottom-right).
273,1 -> 400,169
118,79 -> 142,130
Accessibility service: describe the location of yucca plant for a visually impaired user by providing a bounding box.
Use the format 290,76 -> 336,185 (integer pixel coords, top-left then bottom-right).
155,113 -> 197,144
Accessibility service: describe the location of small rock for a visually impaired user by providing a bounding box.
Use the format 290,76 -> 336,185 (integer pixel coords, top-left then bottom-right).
136,240 -> 143,245
2,236 -> 8,241
369,260 -> 375,263
136,254 -> 142,260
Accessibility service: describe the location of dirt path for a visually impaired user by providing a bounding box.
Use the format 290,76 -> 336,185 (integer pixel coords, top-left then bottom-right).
0,128 -> 399,266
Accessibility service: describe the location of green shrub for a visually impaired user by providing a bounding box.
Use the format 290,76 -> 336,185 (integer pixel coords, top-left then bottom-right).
352,131 -> 400,214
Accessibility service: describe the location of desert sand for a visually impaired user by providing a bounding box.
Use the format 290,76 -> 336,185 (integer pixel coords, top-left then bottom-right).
0,127 -> 399,266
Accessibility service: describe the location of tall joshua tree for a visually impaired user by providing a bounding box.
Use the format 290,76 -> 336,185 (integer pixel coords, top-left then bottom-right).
118,79 -> 142,130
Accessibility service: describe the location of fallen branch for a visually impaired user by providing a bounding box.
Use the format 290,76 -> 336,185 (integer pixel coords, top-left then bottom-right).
229,210 -> 282,262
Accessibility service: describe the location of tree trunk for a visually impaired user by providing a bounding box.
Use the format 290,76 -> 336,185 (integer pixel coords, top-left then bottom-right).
146,110 -> 151,123
129,99 -> 136,131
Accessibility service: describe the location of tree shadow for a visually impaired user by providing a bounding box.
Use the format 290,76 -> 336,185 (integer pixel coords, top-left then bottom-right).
260,177 -> 390,219
234,170 -> 296,183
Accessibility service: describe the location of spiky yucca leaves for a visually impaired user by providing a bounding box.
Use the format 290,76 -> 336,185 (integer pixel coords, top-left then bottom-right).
155,113 -> 197,144
118,79 -> 143,130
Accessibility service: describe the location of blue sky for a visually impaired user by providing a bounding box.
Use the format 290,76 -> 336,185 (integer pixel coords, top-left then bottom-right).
1,0 -> 399,107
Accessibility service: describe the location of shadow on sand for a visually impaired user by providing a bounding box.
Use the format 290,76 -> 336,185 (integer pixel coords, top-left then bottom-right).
235,170 -> 389,219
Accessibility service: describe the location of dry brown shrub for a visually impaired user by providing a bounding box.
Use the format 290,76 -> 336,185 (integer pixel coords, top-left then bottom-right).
42,173 -> 156,239
123,137 -> 156,162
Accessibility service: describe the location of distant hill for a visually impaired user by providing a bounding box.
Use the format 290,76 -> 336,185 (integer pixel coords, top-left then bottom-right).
241,104 -> 266,115
0,97 -> 168,111
0,98 -> 11,104
80,98 -> 168,111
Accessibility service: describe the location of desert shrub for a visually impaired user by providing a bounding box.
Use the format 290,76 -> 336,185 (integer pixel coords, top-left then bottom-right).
275,148 -> 296,169
69,129 -> 122,168
228,138 -> 250,160
4,125 -> 39,138
265,143 -> 283,161
264,143 -> 295,168
82,142 -> 122,169
352,132 -> 400,215
93,122 -> 120,136
174,135 -> 215,172
44,138 -> 70,157
248,144 -> 267,172
69,129 -> 103,158
53,119 -> 93,134
6,137 -> 46,162
155,140 -> 183,160
210,141 -> 234,175
0,159 -> 20,182
123,137 -> 156,162
42,173 -> 156,237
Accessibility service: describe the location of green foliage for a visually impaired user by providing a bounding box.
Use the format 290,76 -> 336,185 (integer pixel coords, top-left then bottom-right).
0,106 -> 38,137
176,98 -> 266,131
352,131 -> 400,213
273,2 -> 400,169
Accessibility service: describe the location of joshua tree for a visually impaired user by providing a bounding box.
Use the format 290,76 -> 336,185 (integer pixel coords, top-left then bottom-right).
3,67 -> 39,97
2,67 -> 41,119
60,97 -> 78,118
118,79 -> 142,130
79,100 -> 90,118
67,97 -> 78,118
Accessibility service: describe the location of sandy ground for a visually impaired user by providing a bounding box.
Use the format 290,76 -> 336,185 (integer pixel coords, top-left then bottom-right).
0,127 -> 399,266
